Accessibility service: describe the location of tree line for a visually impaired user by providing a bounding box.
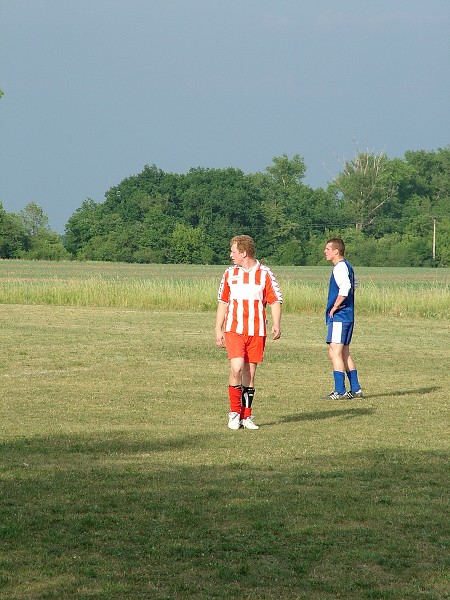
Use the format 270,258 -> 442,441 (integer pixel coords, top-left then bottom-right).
1,147 -> 449,266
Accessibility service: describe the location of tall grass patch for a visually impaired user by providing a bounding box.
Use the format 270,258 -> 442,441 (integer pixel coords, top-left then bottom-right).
0,261 -> 449,318
281,281 -> 450,318
0,277 -> 218,310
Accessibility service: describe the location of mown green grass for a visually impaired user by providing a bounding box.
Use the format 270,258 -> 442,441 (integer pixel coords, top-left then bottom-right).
1,300 -> 449,599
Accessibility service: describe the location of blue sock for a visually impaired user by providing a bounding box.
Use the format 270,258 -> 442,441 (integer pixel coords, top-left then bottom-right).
333,371 -> 346,394
346,370 -> 361,392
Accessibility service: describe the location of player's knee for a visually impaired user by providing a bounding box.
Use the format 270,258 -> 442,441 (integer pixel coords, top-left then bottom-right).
230,366 -> 243,380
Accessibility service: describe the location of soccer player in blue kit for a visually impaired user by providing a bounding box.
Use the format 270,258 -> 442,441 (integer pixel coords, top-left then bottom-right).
323,238 -> 363,400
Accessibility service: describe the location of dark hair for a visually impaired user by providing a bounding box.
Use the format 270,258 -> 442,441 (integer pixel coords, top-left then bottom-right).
327,237 -> 345,255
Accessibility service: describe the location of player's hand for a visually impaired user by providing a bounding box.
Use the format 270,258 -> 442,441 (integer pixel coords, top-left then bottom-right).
271,325 -> 281,340
215,332 -> 225,348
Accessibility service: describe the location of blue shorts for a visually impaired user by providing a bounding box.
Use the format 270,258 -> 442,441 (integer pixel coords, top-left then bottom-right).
326,321 -> 354,345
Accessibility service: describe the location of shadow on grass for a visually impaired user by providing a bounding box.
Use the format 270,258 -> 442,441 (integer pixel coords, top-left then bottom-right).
272,407 -> 376,425
366,386 -> 441,399
4,431 -> 203,456
1,432 -> 448,600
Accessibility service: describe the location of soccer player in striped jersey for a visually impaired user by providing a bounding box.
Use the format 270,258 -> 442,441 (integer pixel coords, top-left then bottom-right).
323,237 -> 363,400
215,235 -> 283,430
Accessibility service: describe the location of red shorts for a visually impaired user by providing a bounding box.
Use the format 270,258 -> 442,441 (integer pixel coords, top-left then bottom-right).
224,331 -> 266,363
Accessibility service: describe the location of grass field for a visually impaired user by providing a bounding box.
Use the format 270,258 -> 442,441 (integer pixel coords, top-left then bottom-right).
1,261 -> 449,599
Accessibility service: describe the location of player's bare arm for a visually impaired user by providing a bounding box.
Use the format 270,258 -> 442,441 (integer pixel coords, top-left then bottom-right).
329,294 -> 346,318
270,301 -> 282,340
215,302 -> 227,347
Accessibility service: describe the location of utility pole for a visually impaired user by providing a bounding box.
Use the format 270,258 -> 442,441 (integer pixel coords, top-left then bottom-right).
432,218 -> 436,265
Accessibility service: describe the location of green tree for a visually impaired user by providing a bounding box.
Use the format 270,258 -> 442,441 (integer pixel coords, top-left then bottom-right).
258,154 -> 340,264
68,167 -> 181,262
61,147 -> 449,266
178,167 -> 265,263
435,217 -> 450,266
76,213 -> 125,261
404,147 -> 450,228
64,199 -> 103,256
22,231 -> 70,260
0,203 -> 27,258
272,239 -> 304,265
333,151 -> 398,231
19,202 -> 50,237
103,165 -> 179,223
19,202 -> 69,260
265,153 -> 306,188
121,197 -> 178,263
253,154 -> 309,262
170,223 -> 213,264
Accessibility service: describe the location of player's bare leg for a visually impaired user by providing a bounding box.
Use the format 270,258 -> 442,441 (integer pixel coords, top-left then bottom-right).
328,342 -> 345,372
229,357 -> 244,386
342,345 -> 356,372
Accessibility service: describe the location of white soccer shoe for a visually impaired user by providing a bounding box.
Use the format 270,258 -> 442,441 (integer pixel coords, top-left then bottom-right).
241,416 -> 259,430
228,411 -> 241,430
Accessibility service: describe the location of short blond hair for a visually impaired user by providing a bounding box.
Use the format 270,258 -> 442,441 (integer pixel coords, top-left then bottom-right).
230,235 -> 255,258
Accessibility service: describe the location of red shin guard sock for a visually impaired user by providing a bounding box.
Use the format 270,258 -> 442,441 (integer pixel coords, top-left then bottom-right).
228,385 -> 242,413
241,407 -> 252,420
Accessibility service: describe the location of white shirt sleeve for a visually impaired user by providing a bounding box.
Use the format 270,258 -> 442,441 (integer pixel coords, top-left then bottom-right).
333,261 -> 351,297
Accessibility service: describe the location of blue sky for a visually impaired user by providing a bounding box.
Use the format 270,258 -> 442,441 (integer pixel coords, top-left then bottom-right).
1,0 -> 449,232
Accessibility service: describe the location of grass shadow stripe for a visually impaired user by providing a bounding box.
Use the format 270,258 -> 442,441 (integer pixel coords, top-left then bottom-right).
262,408 -> 376,427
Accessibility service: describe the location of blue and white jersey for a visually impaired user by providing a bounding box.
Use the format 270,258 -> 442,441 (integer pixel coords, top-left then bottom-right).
325,259 -> 356,324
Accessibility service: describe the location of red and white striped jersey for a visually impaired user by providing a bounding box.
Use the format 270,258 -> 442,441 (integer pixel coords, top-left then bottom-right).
217,261 -> 283,336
